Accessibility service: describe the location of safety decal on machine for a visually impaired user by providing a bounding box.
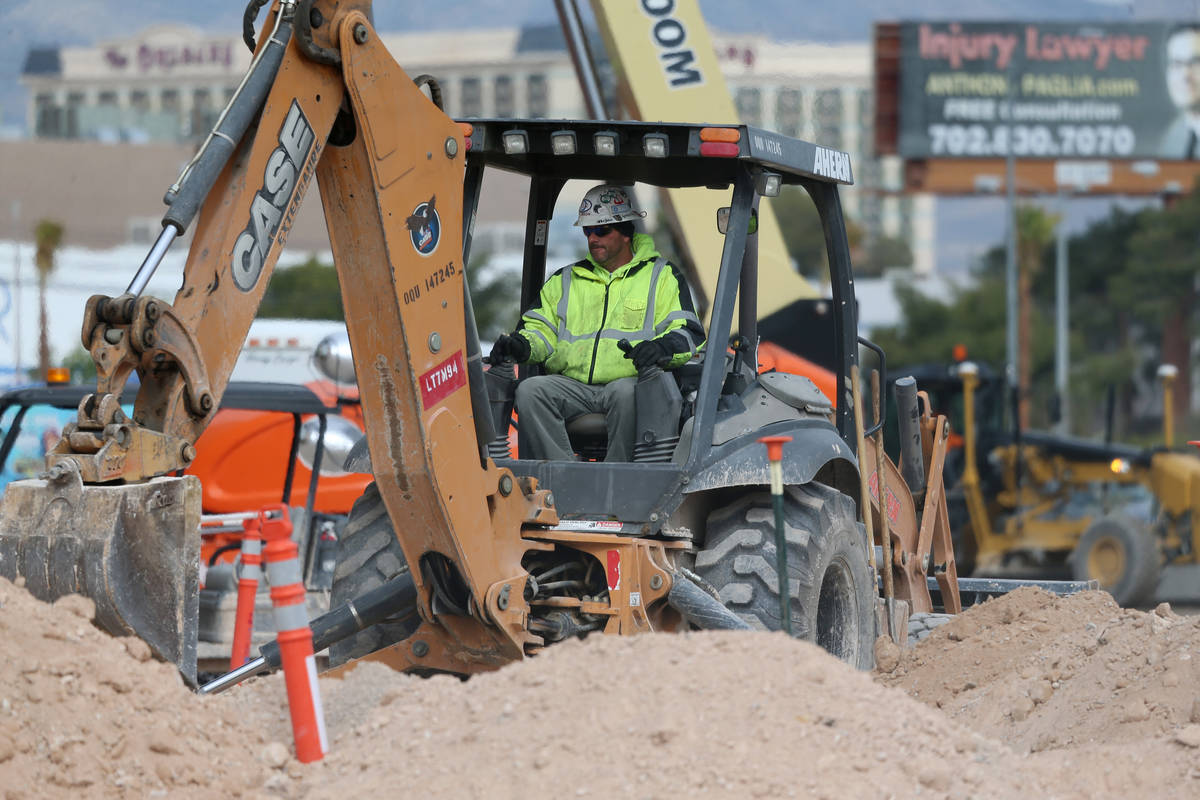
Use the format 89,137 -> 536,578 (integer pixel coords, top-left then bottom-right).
554,520 -> 623,532
419,350 -> 466,410
407,194 -> 441,256
868,470 -> 903,525
606,549 -> 621,592
534,220 -> 548,246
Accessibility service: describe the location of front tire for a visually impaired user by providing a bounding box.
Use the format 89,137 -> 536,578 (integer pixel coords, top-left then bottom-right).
694,483 -> 876,669
328,482 -> 420,667
1071,514 -> 1160,607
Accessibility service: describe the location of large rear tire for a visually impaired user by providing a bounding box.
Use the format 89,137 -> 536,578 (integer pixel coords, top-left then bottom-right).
694,483 -> 876,669
328,482 -> 420,667
1071,514 -> 1160,607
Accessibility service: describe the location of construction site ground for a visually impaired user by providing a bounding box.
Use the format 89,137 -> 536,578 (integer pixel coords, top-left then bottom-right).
3,576 -> 1200,798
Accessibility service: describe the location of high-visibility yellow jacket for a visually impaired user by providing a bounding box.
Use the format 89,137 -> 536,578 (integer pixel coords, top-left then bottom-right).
518,233 -> 705,385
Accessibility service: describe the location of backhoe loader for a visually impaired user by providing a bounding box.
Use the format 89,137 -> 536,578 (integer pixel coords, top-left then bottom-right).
0,0 -> 962,687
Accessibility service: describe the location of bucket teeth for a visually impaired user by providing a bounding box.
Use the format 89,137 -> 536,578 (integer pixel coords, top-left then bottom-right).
0,471 -> 201,686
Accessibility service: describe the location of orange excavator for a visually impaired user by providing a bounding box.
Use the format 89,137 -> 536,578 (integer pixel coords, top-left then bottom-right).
0,0 -> 960,689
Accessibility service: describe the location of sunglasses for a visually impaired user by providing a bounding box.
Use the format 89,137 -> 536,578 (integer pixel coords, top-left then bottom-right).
583,225 -> 615,238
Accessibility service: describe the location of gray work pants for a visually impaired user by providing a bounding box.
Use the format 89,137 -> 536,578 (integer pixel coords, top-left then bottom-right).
515,375 -> 637,461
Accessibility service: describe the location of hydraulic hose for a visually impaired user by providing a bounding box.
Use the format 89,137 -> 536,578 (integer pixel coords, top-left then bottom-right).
127,4 -> 296,298
198,571 -> 417,695
667,573 -> 751,631
163,3 -> 295,234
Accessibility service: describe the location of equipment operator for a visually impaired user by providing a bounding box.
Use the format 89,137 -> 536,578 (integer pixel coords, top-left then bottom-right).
488,184 -> 705,461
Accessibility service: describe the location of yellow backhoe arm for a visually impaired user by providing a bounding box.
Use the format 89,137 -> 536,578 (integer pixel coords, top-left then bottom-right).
38,0 -> 552,669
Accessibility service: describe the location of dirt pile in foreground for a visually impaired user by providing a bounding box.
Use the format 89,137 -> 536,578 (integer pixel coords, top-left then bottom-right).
877,587 -> 1200,792
3,577 -> 1200,798
0,578 -> 272,797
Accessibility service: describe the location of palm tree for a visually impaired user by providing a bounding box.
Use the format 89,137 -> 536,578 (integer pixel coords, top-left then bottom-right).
34,220 -> 64,381
1015,204 -> 1057,429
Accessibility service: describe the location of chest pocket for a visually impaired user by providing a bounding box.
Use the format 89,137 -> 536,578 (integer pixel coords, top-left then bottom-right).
617,297 -> 647,330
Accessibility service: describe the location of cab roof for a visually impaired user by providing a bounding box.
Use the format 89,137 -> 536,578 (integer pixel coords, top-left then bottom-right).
459,119 -> 854,188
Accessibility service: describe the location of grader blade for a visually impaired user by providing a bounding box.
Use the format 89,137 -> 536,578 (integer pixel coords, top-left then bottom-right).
0,467 -> 201,686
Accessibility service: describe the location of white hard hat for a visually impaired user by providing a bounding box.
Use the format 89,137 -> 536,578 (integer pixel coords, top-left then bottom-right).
573,184 -> 646,227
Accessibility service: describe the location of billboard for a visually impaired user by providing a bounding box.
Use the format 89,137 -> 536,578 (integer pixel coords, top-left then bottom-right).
897,21 -> 1200,161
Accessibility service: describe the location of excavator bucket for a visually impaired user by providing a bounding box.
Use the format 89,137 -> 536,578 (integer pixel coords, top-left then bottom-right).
0,469 -> 201,685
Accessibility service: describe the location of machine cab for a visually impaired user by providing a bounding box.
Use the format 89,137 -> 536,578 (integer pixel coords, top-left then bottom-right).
458,119 -> 861,534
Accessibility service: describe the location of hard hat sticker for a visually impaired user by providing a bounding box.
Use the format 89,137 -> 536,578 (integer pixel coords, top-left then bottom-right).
407,195 -> 441,256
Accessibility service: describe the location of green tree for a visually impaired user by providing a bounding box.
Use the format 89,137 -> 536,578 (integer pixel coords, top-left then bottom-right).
1116,187 -> 1200,425
1057,206 -> 1146,438
870,274 -> 1010,371
466,251 -> 521,342
62,345 -> 98,383
34,220 -> 64,381
857,234 -> 913,277
874,196 -> 1197,439
1015,204 -> 1059,428
769,186 -> 863,279
259,256 -> 344,319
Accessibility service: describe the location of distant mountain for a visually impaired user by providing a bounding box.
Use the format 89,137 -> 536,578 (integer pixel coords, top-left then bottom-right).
2,0 -> 1197,130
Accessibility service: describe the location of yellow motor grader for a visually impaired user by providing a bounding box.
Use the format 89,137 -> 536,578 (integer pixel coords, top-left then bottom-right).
898,360 -> 1200,607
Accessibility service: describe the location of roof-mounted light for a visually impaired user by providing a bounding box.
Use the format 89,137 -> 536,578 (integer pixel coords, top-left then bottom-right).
502,130 -> 529,155
699,126 -> 740,157
643,133 -> 668,158
756,171 -> 782,197
700,127 -> 740,143
593,131 -> 618,156
551,130 -> 577,155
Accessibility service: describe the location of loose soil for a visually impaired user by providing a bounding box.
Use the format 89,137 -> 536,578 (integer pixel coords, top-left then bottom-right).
1,577 -> 1199,798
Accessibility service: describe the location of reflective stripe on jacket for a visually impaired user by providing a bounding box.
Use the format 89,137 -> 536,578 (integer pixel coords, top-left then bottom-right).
518,233 -> 705,385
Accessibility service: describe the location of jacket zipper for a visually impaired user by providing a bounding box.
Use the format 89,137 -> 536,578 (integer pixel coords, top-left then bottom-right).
586,279 -> 613,385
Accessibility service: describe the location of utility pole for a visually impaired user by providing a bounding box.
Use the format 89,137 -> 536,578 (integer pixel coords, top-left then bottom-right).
1004,142 -> 1018,397
10,200 -> 19,384
1003,60 -> 1019,404
1054,189 -> 1069,435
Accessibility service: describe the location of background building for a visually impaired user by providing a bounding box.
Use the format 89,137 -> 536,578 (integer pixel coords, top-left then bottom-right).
15,22 -> 933,273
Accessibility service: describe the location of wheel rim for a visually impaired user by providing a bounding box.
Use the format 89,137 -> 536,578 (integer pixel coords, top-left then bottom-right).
816,556 -> 858,661
1087,536 -> 1127,588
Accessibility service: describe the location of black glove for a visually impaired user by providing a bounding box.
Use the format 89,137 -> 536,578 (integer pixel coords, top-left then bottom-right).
625,337 -> 674,370
489,332 -> 531,364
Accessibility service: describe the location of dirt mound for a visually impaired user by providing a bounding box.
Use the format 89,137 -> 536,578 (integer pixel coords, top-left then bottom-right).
878,586 -> 1200,794
4,576 -> 1200,798
276,634 -> 1044,799
0,577 -> 274,797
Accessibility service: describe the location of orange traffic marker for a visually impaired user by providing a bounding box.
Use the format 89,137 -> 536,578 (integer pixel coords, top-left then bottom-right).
229,515 -> 262,671
758,435 -> 793,635
263,507 -> 326,763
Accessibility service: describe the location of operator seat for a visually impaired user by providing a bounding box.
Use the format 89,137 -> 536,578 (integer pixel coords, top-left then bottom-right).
565,413 -> 608,461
